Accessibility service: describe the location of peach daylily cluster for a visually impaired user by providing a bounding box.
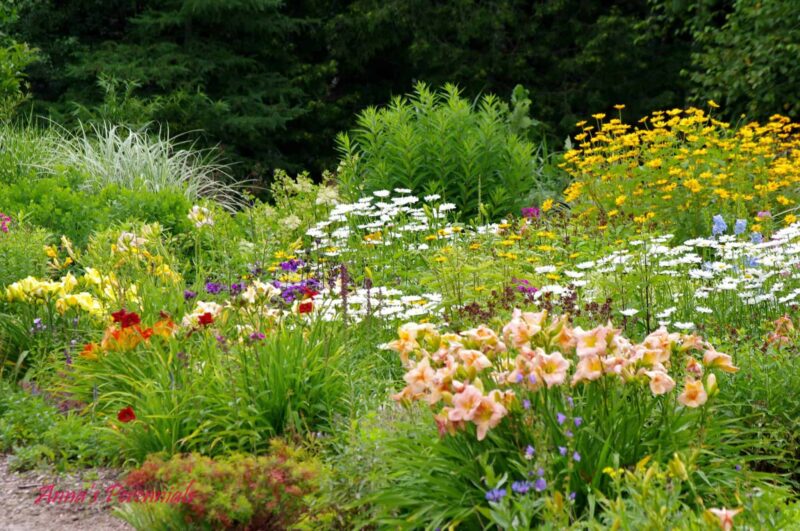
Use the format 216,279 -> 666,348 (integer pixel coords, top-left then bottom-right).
388,309 -> 737,440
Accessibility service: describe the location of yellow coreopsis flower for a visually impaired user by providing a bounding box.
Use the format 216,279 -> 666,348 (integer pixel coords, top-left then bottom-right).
541,199 -> 554,212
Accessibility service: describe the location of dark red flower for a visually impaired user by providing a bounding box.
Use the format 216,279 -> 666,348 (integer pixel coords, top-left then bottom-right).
112,309 -> 142,329
301,287 -> 319,298
118,406 -> 136,423
298,301 -> 313,314
198,312 -> 214,326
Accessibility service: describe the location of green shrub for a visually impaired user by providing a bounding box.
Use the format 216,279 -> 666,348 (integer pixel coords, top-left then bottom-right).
336,82 -> 549,220
0,172 -> 193,245
0,40 -> 38,120
117,441 -> 323,530
0,218 -> 49,287
0,380 -> 115,471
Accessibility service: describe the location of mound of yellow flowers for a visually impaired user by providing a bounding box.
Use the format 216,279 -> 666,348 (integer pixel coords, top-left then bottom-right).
561,105 -> 800,238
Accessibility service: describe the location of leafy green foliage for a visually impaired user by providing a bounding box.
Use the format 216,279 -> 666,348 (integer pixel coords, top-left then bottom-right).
337,83 -> 548,220
0,40 -> 37,120
0,174 -> 193,246
656,0 -> 800,120
0,220 -> 48,287
0,380 -> 116,471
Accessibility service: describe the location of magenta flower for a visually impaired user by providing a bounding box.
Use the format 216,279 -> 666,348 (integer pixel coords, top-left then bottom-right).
521,207 -> 541,219
0,213 -> 11,233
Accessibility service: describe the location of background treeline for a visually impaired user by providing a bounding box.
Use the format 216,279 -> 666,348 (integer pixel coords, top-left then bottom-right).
1,0 -> 798,182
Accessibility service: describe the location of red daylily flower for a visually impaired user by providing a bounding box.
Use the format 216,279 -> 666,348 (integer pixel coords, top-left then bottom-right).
198,312 -> 214,326
117,406 -> 136,423
298,301 -> 313,314
301,287 -> 319,298
111,309 -> 141,329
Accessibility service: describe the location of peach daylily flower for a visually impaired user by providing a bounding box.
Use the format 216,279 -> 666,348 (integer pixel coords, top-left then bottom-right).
449,385 -> 484,422
708,507 -> 742,531
535,350 -> 571,388
471,391 -> 508,440
434,407 -> 464,437
571,355 -> 603,385
679,333 -> 705,352
636,345 -> 667,367
686,356 -> 704,377
644,370 -> 676,395
702,348 -> 739,373
461,324 -> 505,352
574,324 -> 615,358
552,318 -> 577,352
602,354 -> 628,377
502,309 -> 547,349
506,355 -> 538,388
387,322 -> 438,365
642,327 -> 679,352
459,349 -> 492,372
403,357 -> 435,394
678,379 -> 707,408
608,333 -> 634,357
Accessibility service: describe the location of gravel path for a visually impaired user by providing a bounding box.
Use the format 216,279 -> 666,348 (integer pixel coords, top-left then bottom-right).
0,455 -> 133,531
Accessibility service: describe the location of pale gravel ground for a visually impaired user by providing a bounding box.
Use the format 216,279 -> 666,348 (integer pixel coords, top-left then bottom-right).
0,455 -> 133,531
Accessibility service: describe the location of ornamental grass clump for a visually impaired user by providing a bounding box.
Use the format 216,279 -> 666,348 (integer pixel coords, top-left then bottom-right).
561,106 -> 800,238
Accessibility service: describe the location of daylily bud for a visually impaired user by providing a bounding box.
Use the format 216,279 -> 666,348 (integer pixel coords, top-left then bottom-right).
668,454 -> 688,481
706,372 -> 718,396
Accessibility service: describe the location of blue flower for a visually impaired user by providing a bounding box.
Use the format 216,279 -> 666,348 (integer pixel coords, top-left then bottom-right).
734,219 -> 746,235
558,446 -> 567,456
522,399 -> 531,410
485,488 -> 507,503
524,445 -> 535,459
205,282 -> 224,294
183,289 -> 197,300
511,481 -> 532,495
573,451 -> 581,462
750,232 -> 763,244
556,412 -> 567,425
712,214 -> 727,236
534,478 -> 547,492
746,256 -> 759,268
574,417 -> 583,427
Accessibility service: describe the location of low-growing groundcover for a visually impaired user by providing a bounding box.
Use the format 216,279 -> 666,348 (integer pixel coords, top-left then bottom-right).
1,100 -> 800,531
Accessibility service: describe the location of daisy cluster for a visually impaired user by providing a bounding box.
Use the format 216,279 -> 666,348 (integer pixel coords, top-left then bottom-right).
545,223 -> 800,328
314,287 -> 443,323
302,188 -> 458,256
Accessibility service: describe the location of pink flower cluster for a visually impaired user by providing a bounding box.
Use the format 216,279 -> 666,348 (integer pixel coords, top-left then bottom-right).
389,309 -> 737,440
0,213 -> 10,233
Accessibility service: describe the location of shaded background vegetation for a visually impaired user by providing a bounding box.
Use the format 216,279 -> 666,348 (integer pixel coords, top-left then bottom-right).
0,0 -> 798,183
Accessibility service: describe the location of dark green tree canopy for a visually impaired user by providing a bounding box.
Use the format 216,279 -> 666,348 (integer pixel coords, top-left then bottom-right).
3,0 -> 798,181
